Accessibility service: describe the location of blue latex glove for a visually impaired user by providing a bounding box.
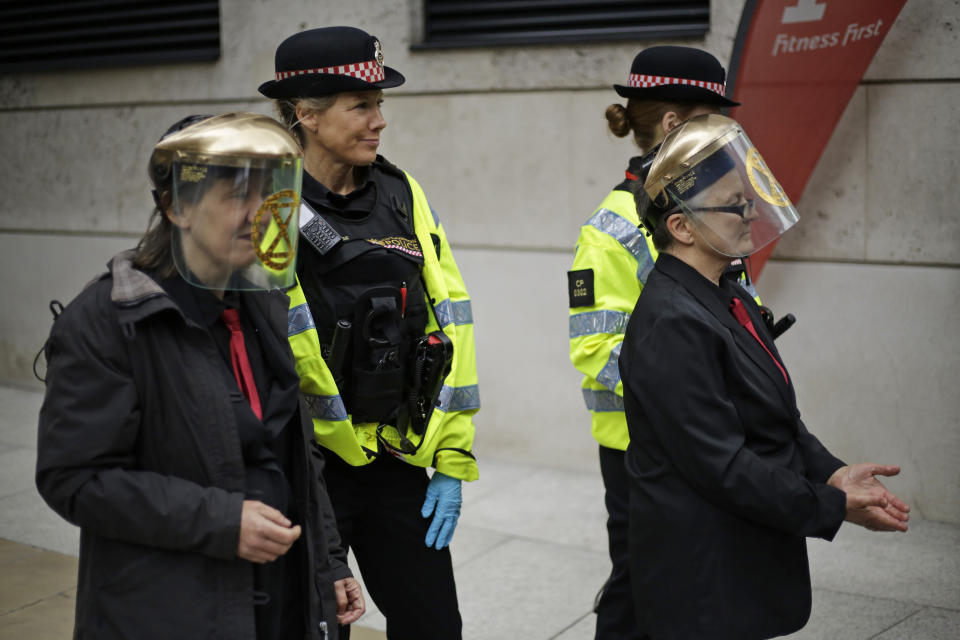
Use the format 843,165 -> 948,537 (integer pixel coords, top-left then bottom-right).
420,471 -> 462,550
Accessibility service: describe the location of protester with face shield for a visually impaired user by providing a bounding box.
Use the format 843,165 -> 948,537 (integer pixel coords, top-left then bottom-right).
566,46 -> 765,640
36,112 -> 363,640
619,113 -> 910,639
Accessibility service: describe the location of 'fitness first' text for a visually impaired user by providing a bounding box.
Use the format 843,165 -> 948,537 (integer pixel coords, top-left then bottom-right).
772,19 -> 883,56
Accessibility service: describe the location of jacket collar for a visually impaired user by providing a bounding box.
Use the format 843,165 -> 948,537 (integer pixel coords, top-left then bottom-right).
107,249 -> 291,342
107,250 -> 182,325
655,253 -> 795,404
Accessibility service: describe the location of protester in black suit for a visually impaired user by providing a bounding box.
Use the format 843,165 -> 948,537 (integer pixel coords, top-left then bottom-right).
619,114 -> 909,640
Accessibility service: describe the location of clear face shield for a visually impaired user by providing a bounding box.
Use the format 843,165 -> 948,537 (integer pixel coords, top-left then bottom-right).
645,115 -> 799,258
168,158 -> 301,290
152,113 -> 303,291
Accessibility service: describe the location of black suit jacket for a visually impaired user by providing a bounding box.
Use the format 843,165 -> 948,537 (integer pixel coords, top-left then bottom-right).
620,253 -> 847,640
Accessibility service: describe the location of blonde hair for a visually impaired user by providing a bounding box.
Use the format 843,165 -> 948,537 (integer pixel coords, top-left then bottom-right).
605,99 -> 706,153
274,95 -> 338,147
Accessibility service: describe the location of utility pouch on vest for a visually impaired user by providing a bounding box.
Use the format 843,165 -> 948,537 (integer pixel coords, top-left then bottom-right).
348,287 -> 408,424
324,319 -> 352,388
408,330 -> 453,435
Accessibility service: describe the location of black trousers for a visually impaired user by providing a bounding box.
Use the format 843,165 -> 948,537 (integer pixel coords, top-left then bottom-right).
596,446 -> 646,640
323,451 -> 462,640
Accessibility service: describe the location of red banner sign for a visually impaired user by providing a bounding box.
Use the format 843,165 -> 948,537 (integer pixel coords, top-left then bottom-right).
727,0 -> 907,276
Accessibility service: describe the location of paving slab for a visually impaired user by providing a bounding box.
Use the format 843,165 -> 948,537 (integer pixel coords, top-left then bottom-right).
808,518 -> 960,610
454,537 -> 608,639
450,522 -> 513,570
459,464 -> 607,551
0,549 -> 76,614
0,538 -> 44,567
872,607 -> 960,640
785,588 -> 922,639
0,590 -> 75,640
349,626 -> 387,640
552,612 -> 595,639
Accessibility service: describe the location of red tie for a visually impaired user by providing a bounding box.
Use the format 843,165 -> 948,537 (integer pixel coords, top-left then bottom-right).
729,297 -> 789,385
221,308 -> 263,420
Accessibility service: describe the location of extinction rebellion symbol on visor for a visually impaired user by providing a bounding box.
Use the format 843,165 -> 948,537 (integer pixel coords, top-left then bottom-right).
746,148 -> 790,207
252,189 -> 299,270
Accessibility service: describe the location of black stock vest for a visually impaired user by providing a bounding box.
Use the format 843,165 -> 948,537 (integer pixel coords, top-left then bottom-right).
297,158 -> 429,425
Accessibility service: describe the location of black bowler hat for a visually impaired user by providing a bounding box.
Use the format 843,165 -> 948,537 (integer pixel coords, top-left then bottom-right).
258,26 -> 405,99
613,46 -> 739,107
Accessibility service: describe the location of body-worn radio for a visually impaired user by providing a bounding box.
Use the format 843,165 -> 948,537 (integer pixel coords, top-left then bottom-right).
408,330 -> 453,435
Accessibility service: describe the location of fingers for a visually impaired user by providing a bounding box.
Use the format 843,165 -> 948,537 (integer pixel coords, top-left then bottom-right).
253,501 -> 292,528
847,491 -> 888,511
421,491 -> 438,519
259,522 -> 300,547
884,503 -> 911,523
239,536 -> 293,563
869,464 -> 901,478
424,514 -> 441,548
240,524 -> 301,563
883,491 -> 911,515
435,517 -> 457,549
864,506 -> 909,532
338,607 -> 364,625
881,497 -> 910,522
334,577 -> 347,611
335,578 -> 366,624
237,501 -> 301,564
847,504 -> 909,532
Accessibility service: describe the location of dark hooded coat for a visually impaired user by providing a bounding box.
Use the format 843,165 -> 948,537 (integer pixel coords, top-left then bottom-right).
37,250 -> 350,640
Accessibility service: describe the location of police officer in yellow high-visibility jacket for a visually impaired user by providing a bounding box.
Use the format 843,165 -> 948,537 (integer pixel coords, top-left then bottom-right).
286,171 -> 479,481
260,27 -> 477,639
568,46 -> 756,640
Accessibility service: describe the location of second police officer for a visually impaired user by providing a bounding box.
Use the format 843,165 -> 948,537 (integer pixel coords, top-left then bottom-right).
567,47 -> 757,639
258,27 -> 479,639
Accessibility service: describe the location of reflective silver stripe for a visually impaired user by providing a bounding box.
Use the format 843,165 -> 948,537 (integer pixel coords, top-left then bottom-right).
582,388 -> 624,412
288,303 -> 316,337
437,384 -> 481,412
430,206 -> 440,227
434,299 -> 473,327
569,310 -> 630,338
434,300 -> 452,327
588,208 -> 656,283
450,300 -> 473,325
302,392 -> 348,422
637,251 -> 655,285
595,342 -> 623,391
742,278 -> 759,300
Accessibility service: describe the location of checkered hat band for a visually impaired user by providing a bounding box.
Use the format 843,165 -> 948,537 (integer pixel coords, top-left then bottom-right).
627,74 -> 726,97
277,59 -> 384,83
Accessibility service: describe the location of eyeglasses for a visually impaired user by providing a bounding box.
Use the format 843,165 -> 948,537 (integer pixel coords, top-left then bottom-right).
690,199 -> 754,218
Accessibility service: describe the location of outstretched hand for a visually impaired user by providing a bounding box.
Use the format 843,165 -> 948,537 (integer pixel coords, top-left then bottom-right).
828,463 -> 910,532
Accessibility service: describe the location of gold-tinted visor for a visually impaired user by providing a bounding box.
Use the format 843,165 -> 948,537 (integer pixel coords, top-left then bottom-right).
156,113 -> 303,291
645,114 -> 799,258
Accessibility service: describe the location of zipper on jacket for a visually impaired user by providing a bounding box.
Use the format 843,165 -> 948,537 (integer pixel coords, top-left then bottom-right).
319,621 -> 329,640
